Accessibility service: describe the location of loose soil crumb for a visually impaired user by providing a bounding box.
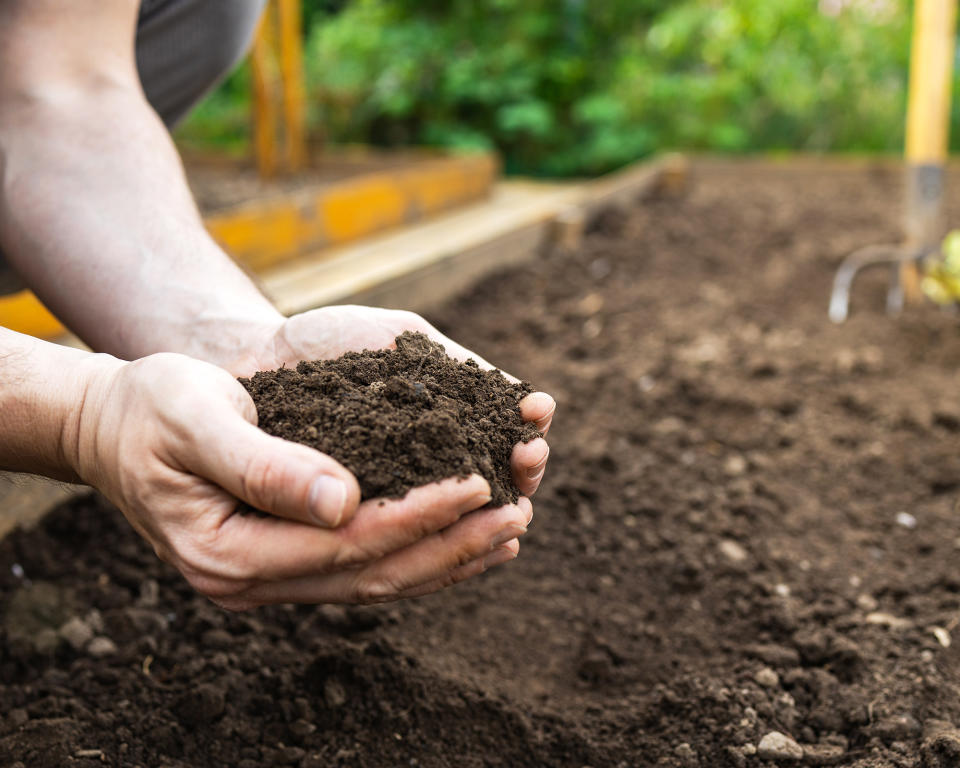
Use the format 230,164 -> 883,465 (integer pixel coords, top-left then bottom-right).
4,162 -> 960,767
239,331 -> 536,508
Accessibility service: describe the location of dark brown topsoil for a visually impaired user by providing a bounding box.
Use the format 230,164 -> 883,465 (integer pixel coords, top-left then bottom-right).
5,160 -> 960,767
239,330 -> 536,508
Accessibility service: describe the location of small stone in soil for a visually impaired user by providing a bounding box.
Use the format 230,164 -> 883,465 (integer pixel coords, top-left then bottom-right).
754,667 -> 780,688
87,636 -> 118,658
58,616 -> 94,651
757,731 -> 803,762
719,539 -> 749,563
895,511 -> 917,529
673,742 -> 699,767
745,644 -> 801,667
865,612 -> 912,630
724,454 -> 748,476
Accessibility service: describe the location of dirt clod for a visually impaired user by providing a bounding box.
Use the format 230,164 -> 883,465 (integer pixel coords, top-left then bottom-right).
240,331 -> 537,508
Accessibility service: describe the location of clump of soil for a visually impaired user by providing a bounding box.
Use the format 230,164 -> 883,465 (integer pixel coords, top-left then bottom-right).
239,331 -> 537,508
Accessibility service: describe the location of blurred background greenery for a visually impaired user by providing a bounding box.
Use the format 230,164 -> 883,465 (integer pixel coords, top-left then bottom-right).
176,0 -> 926,177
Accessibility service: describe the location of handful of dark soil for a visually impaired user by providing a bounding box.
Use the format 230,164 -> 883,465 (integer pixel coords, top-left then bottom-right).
240,332 -> 538,508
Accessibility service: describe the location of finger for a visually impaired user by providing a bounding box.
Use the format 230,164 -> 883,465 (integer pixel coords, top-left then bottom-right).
188,413 -> 361,528
519,392 -> 556,434
395,539 -> 521,600
210,474 -> 492,582
512,438 -> 549,496
330,474 -> 492,568
240,497 -> 532,605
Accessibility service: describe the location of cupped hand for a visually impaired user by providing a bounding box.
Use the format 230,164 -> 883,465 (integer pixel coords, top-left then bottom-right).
68,353 -> 532,609
236,305 -> 556,496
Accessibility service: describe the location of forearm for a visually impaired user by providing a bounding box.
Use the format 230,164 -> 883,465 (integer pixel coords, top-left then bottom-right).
0,326 -> 118,481
0,83 -> 283,366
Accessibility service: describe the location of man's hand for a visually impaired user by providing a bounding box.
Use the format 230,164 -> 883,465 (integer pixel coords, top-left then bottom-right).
230,305 -> 555,498
67,352 -> 532,610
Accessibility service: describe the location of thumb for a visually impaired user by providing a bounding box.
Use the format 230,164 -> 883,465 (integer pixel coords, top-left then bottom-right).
186,411 -> 361,528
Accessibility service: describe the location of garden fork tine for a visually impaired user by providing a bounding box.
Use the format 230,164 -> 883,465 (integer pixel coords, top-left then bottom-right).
829,244 -> 909,324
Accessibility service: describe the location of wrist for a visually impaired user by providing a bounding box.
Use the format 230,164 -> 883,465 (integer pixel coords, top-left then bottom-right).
59,352 -> 126,485
0,328 -> 123,482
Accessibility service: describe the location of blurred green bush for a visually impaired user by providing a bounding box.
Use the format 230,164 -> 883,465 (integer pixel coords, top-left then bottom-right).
178,0 -> 919,176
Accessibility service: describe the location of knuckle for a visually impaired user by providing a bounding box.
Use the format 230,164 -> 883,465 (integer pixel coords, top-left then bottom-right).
455,546 -> 477,569
410,507 -> 437,542
331,539 -> 377,570
240,452 -> 284,512
353,574 -> 401,605
434,572 -> 461,591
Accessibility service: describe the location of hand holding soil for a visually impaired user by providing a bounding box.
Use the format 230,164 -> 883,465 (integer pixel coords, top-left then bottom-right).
61,317 -> 551,610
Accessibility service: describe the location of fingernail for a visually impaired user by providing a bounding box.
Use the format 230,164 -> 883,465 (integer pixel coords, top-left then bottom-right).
309,476 -> 348,526
491,524 -> 526,549
534,399 -> 557,433
483,545 -> 518,569
457,476 -> 492,513
520,499 -> 534,525
525,445 -> 550,479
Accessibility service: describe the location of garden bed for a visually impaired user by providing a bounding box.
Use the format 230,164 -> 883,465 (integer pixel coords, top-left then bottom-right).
4,162 -> 960,767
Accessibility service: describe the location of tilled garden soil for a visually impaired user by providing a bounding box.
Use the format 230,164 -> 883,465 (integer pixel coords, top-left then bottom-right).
5,161 -> 960,767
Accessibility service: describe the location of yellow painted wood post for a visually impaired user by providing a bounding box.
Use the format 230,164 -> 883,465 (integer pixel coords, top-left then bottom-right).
903,0 -> 958,297
251,6 -> 280,179
278,0 -> 307,172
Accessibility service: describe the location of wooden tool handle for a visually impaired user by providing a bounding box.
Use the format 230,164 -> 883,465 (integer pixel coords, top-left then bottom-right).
906,0 -> 957,165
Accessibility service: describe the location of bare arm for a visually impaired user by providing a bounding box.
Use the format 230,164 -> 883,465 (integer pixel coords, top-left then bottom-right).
0,0 -> 284,367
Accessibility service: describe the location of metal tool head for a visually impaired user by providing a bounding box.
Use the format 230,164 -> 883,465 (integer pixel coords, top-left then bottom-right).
828,243 -> 929,324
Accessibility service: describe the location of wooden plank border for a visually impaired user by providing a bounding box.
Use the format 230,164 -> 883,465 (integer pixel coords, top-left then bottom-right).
205,152 -> 499,273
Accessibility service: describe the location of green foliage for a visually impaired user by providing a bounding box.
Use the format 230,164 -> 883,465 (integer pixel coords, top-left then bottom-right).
179,0 -> 924,176
174,63 -> 253,154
